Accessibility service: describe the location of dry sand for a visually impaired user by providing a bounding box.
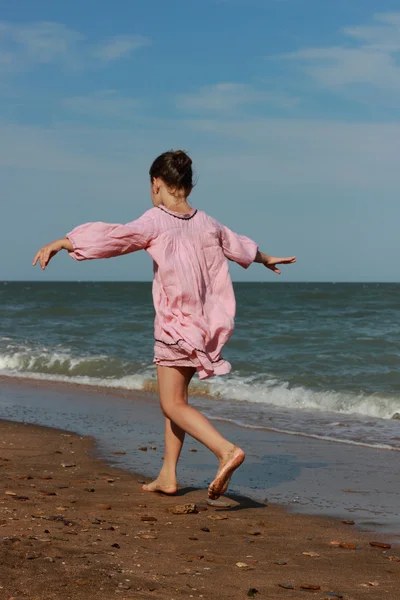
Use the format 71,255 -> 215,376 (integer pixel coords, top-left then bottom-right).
0,418 -> 399,600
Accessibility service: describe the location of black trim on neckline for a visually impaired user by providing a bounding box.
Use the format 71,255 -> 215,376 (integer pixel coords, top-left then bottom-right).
157,206 -> 198,220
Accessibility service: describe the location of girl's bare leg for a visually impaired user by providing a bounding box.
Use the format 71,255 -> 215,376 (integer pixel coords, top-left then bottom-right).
143,366 -> 245,499
143,367 -> 194,494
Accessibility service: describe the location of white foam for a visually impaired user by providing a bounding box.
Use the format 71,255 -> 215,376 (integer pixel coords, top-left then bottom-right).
0,348 -> 399,423
204,415 -> 399,452
0,368 -> 152,391
206,375 -> 400,421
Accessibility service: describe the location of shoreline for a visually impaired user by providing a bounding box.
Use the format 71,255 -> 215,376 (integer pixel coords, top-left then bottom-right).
1,375 -> 400,535
0,373 -> 398,454
0,417 -> 399,599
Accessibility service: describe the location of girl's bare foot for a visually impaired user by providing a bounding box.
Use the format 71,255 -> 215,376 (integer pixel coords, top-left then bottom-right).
142,476 -> 178,495
208,445 -> 245,500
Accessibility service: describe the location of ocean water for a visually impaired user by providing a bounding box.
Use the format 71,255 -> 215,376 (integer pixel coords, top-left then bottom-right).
0,281 -> 399,450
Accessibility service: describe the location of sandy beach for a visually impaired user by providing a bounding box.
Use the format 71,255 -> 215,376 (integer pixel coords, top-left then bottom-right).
1,377 -> 400,534
1,417 -> 399,600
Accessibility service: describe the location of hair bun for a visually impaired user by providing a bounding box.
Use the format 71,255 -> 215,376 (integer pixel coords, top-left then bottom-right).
172,150 -> 192,172
149,149 -> 194,194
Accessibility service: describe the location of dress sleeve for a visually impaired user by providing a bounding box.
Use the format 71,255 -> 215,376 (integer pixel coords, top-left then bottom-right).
66,212 -> 155,261
219,224 -> 258,269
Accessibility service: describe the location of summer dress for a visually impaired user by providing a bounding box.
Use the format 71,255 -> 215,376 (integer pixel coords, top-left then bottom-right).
67,205 -> 258,379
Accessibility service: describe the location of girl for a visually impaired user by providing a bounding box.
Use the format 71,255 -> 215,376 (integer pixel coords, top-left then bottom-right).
33,150 -> 296,500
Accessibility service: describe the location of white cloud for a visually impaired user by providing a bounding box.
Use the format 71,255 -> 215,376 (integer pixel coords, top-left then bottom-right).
177,82 -> 299,113
0,21 -> 149,72
187,116 -> 400,189
1,117 -> 400,282
63,90 -> 139,119
0,21 -> 84,70
92,35 -> 150,63
273,12 -> 400,92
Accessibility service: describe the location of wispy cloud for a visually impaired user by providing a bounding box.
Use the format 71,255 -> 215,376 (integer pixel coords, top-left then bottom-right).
91,35 -> 150,63
63,90 -> 139,119
177,82 -> 299,113
0,21 -> 149,72
0,21 -> 84,70
273,12 -> 400,92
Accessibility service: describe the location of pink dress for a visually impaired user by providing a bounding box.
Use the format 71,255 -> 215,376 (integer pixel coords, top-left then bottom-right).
67,205 -> 258,379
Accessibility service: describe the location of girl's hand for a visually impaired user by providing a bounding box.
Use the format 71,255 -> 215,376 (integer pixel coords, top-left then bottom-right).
32,238 -> 71,270
254,250 -> 296,274
263,255 -> 296,275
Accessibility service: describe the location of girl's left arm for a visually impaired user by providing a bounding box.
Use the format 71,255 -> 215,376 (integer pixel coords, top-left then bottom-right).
33,212 -> 155,271
32,238 -> 73,271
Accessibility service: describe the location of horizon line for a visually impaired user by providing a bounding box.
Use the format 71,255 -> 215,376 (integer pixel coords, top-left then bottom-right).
2,280 -> 400,285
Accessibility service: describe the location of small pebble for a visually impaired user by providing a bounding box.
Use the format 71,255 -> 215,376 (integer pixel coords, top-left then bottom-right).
208,515 -> 228,520
182,553 -> 204,561
206,500 -> 232,508
168,504 -> 197,515
200,527 -> 210,533
61,462 -> 76,468
370,541 -> 391,549
278,583 -> 294,589
111,543 -> 120,548
138,446 -> 148,452
39,490 -> 57,496
140,516 -> 158,522
303,552 -> 320,558
274,560 -> 287,566
189,448 -> 198,452
300,584 -> 321,590
84,488 -> 95,493
342,520 -> 355,525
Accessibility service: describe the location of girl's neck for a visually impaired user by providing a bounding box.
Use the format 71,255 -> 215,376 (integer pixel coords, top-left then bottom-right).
161,193 -> 192,214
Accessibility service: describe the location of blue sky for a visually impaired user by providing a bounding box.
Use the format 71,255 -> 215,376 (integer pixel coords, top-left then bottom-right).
1,0 -> 400,281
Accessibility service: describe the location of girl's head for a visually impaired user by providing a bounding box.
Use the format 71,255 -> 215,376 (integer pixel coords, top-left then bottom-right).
149,150 -> 193,207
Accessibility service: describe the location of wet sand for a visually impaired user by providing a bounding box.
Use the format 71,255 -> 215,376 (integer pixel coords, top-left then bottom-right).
0,418 -> 399,600
1,376 -> 400,533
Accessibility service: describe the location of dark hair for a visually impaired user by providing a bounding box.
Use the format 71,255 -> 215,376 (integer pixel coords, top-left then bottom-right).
149,150 -> 194,195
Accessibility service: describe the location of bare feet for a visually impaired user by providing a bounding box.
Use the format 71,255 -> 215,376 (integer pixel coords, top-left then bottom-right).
208,445 -> 245,500
141,476 -> 178,495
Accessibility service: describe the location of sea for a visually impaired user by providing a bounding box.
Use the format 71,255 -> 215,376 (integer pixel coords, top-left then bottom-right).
1,281 -> 399,452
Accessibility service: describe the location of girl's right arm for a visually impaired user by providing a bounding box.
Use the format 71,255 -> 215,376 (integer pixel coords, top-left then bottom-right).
219,222 -> 296,274
254,250 -> 296,275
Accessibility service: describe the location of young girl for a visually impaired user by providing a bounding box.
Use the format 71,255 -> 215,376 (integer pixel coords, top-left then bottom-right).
33,150 -> 296,500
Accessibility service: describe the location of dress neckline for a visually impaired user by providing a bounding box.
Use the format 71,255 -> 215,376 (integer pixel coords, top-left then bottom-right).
158,205 -> 198,220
